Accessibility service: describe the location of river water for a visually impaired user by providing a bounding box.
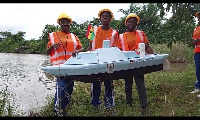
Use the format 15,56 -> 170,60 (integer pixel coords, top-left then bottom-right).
0,53 -> 56,116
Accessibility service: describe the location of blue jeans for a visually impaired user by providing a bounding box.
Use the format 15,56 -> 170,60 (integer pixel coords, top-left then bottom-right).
194,52 -> 200,89
91,80 -> 114,108
54,76 -> 74,115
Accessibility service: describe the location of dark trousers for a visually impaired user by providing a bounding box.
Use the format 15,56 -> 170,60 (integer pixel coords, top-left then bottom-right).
194,53 -> 200,89
125,74 -> 147,108
91,80 -> 114,108
54,76 -> 74,114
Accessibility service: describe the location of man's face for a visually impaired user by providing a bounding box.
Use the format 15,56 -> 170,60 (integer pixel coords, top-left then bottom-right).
126,17 -> 138,31
100,12 -> 111,25
59,18 -> 70,32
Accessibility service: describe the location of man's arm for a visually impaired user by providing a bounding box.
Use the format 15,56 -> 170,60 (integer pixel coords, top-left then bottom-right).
86,40 -> 92,51
192,39 -> 200,45
145,43 -> 154,54
46,43 -> 60,55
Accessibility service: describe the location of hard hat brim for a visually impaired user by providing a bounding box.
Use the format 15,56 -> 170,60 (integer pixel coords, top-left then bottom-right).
125,13 -> 140,25
195,12 -> 200,17
98,9 -> 114,21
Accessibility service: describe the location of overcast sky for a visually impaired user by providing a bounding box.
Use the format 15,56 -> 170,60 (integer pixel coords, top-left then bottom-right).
0,3 -> 133,40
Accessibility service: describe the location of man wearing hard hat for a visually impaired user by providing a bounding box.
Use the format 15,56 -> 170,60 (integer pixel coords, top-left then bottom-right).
46,12 -> 84,116
88,9 -> 119,109
118,13 -> 154,115
190,12 -> 200,97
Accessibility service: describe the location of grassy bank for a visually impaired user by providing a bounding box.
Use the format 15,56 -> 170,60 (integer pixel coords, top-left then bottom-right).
35,43 -> 198,116
35,63 -> 198,117
1,43 -> 199,116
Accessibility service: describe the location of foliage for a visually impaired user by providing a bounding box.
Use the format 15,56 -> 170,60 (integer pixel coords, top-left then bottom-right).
0,86 -> 21,116
136,3 -> 163,44
118,3 -> 164,44
23,63 -> 200,116
0,40 -> 196,116
70,21 -> 90,50
151,43 -> 194,63
0,31 -> 12,41
156,3 -> 196,48
157,3 -> 200,16
0,35 -> 26,53
0,3 -> 198,53
40,24 -> 60,47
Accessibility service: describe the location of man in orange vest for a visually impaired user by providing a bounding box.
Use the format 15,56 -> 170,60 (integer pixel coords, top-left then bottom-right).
118,13 -> 154,115
87,9 -> 119,109
46,12 -> 84,116
190,12 -> 200,96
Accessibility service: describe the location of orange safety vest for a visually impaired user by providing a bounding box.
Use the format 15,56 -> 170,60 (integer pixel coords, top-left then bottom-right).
48,32 -> 77,65
91,26 -> 117,51
119,30 -> 144,54
193,26 -> 200,54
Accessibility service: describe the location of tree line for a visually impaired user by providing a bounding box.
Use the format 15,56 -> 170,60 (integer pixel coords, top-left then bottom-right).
0,3 -> 199,54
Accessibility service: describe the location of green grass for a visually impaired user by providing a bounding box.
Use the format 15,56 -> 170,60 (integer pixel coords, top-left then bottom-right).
151,43 -> 194,63
31,62 -> 199,117
0,86 -> 23,117
1,43 -> 199,116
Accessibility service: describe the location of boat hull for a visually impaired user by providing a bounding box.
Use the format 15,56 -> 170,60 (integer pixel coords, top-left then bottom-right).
60,64 -> 163,83
41,46 -> 169,83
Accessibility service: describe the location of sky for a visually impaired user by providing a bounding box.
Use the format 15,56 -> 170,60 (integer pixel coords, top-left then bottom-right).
0,3 -> 132,40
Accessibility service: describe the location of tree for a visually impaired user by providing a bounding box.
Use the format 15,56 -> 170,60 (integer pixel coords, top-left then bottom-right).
70,21 -> 91,50
157,3 -> 200,18
40,24 -> 60,45
118,3 -> 163,43
157,3 -> 197,47
0,31 -> 12,41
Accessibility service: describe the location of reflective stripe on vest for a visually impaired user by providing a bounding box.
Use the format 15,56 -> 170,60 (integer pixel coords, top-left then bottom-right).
135,30 -> 144,54
120,30 -> 144,52
119,34 -> 126,51
91,26 -> 117,50
136,30 -> 144,43
52,60 -> 66,65
91,26 -> 98,51
49,32 -> 77,65
49,32 -> 57,56
194,44 -> 200,54
110,30 -> 116,46
196,45 -> 200,48
193,26 -> 200,53
71,33 -> 77,51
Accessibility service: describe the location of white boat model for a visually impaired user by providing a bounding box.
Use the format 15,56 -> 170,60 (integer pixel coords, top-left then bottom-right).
41,40 -> 169,83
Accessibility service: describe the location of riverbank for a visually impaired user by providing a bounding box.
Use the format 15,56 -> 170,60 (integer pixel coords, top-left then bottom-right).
0,43 -> 197,116
31,63 -> 199,116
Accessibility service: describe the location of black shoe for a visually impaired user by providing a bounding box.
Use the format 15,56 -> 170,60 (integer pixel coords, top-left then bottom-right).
126,102 -> 133,107
93,105 -> 101,116
106,107 -> 115,116
54,113 -> 58,117
54,109 -> 68,117
54,109 -> 59,117
141,107 -> 149,116
60,109 -> 67,117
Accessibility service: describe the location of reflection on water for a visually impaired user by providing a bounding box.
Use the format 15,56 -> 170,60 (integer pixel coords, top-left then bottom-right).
0,53 -> 56,116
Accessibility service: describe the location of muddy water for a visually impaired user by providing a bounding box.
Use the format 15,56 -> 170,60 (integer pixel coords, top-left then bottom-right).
0,53 -> 56,116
